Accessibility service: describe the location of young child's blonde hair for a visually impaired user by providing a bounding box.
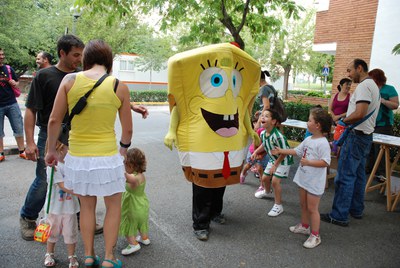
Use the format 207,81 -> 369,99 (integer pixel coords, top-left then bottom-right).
310,107 -> 333,135
125,147 -> 147,173
45,140 -> 67,158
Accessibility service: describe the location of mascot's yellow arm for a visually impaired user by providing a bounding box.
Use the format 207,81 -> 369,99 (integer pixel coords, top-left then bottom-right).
244,109 -> 260,147
164,106 -> 179,151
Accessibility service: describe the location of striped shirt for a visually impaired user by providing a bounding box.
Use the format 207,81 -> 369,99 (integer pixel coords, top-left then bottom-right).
260,127 -> 294,166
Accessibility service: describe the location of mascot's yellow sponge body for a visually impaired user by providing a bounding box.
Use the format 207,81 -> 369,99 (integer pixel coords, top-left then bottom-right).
164,43 -> 260,188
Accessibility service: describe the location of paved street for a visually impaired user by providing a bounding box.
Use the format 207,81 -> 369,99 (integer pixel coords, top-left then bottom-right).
0,105 -> 399,267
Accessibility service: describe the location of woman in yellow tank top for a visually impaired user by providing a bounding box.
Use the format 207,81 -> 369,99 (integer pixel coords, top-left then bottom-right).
45,40 -> 132,268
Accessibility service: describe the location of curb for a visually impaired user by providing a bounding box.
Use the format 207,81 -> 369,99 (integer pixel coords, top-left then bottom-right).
3,147 -> 20,156
3,102 -> 169,156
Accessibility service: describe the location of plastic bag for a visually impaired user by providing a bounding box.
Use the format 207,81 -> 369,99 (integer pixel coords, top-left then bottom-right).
333,124 -> 347,141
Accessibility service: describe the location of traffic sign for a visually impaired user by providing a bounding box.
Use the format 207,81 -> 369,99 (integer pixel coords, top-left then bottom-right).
322,66 -> 329,76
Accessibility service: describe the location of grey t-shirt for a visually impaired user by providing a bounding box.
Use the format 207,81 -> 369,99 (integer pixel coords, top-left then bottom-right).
253,84 -> 276,113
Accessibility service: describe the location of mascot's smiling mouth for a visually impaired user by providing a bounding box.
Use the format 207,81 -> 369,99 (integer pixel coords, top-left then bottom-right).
201,108 -> 239,137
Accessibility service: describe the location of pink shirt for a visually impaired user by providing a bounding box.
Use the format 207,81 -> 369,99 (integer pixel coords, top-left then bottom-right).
332,93 -> 350,115
249,128 -> 264,153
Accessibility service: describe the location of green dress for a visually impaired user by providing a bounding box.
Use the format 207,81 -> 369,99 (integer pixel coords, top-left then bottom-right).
119,181 -> 149,236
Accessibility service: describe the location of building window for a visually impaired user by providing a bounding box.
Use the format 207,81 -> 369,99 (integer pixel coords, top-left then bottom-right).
316,0 -> 330,12
127,60 -> 134,70
120,60 -> 135,71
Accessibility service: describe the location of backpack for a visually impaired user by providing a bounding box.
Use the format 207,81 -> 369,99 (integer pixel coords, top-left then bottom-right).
5,65 -> 21,97
272,95 -> 288,123
268,85 -> 287,123
252,84 -> 288,123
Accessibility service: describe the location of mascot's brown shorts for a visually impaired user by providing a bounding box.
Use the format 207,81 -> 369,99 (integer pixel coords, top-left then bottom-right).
182,165 -> 243,188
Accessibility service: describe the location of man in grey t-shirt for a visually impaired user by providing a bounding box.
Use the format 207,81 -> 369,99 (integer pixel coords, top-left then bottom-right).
321,59 -> 380,227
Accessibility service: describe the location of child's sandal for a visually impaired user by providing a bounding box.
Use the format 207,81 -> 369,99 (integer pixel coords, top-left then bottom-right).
101,259 -> 122,268
69,255 -> 79,268
44,253 -> 56,267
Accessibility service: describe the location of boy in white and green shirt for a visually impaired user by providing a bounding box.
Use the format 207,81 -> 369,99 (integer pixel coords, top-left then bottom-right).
251,109 -> 293,216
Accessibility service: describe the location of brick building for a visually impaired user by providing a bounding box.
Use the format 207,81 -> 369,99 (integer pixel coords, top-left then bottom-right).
312,0 -> 400,95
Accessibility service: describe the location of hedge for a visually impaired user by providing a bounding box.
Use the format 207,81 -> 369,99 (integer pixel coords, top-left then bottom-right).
129,90 -> 400,141
130,90 -> 168,103
283,102 -> 400,165
288,90 -> 331,98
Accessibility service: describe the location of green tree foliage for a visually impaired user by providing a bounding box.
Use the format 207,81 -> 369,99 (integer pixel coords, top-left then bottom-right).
253,9 -> 315,99
0,0 -> 73,75
392,43 -> 400,55
132,36 -> 172,72
305,51 -> 335,84
1,0 -> 173,76
75,0 -> 304,50
69,4 -> 175,71
76,10 -> 140,54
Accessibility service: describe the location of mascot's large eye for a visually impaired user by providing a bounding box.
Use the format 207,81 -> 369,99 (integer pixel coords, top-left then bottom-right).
230,69 -> 242,97
199,67 -> 229,98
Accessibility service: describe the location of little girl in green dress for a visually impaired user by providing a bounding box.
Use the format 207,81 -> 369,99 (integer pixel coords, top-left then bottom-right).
119,147 -> 150,255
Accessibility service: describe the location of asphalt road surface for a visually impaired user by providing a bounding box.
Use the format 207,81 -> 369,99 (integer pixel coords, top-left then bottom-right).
0,106 -> 399,267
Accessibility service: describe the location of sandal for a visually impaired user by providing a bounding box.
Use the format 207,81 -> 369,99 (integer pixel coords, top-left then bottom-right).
44,253 -> 56,267
85,255 -> 100,267
375,175 -> 386,183
101,259 -> 122,268
69,255 -> 79,268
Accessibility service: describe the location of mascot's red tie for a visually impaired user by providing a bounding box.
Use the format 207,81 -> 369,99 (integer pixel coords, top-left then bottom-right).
222,151 -> 230,179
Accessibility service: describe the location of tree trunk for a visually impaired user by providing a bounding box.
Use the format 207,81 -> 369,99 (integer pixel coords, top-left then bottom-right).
149,68 -> 153,90
282,65 -> 291,100
219,0 -> 250,50
292,69 -> 296,89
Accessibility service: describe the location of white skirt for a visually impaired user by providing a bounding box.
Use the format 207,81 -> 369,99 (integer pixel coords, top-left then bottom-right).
64,153 -> 126,197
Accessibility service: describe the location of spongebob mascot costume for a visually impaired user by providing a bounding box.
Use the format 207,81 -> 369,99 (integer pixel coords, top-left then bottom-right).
164,43 -> 260,240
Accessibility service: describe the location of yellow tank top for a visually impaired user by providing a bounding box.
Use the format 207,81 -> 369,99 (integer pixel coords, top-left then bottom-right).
67,72 -> 121,156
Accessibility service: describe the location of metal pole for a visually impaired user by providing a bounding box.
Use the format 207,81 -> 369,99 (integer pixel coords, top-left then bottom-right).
72,16 -> 77,34
70,6 -> 81,35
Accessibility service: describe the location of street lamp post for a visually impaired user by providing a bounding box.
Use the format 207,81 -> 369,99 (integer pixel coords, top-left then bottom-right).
70,6 -> 82,35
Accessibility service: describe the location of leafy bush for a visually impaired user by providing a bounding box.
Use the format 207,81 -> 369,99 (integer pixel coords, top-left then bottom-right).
305,91 -> 329,98
393,113 -> 400,137
128,90 -> 400,142
130,90 -> 168,102
288,90 -> 310,96
283,102 -> 315,142
284,101 -> 400,165
288,90 -> 330,98
392,113 -> 400,163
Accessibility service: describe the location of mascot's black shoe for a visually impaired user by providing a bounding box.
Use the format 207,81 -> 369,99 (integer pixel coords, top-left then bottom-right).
211,214 -> 226,224
194,229 -> 209,241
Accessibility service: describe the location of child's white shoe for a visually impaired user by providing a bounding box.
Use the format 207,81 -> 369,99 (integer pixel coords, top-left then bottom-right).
268,204 -> 284,217
136,235 -> 151,245
289,223 -> 310,235
240,172 -> 247,184
121,243 -> 141,255
255,187 -> 273,199
303,234 -> 321,249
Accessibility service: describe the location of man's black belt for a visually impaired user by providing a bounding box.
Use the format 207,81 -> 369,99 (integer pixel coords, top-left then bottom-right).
352,129 -> 372,136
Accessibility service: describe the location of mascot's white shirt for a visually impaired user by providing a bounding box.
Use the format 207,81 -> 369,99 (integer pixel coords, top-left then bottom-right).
178,148 -> 248,170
